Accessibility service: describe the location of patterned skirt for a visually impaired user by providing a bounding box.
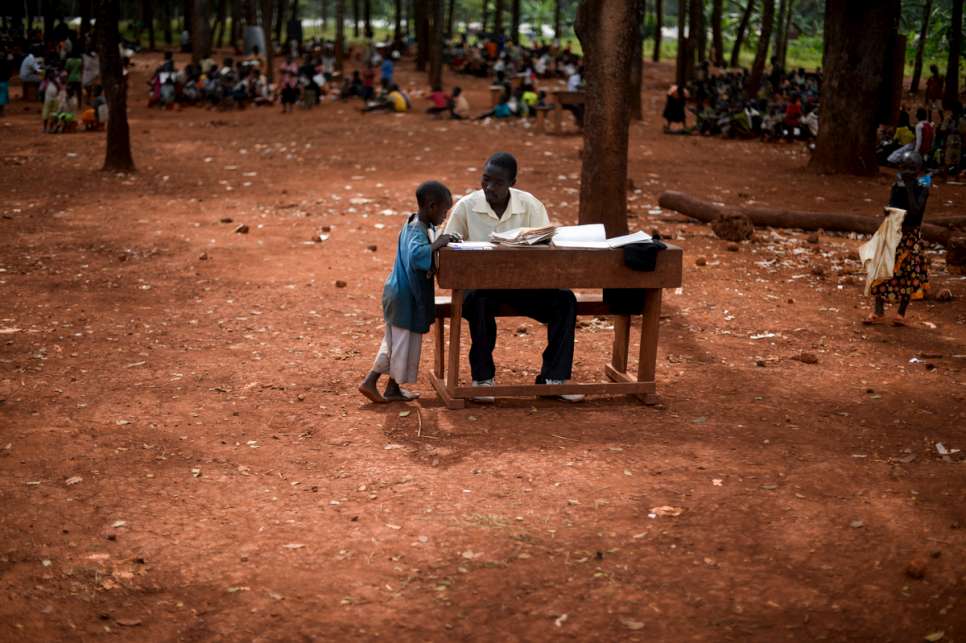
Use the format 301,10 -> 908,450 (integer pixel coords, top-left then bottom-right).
870,228 -> 929,301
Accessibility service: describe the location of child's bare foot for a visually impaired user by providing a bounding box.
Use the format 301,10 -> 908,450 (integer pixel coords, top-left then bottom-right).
358,372 -> 387,403
862,313 -> 884,325
384,380 -> 420,402
891,314 -> 909,327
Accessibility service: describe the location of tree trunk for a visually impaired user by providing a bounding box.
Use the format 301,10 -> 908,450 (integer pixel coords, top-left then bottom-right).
274,0 -> 284,44
228,0 -> 240,46
321,0 -> 328,32
447,0 -> 455,37
511,0 -> 520,43
184,0 -> 193,33
944,0 -> 963,108
213,0 -> 227,47
778,0 -> 793,67
161,0 -> 174,44
690,0 -> 705,64
481,0 -> 489,33
771,0 -> 788,67
335,0 -> 345,69
429,0 -> 443,85
139,0 -> 155,49
80,0 -> 93,44
710,0 -> 723,65
95,0 -> 135,172
809,0 -> 900,176
554,0 -> 561,39
675,0 -> 687,87
494,0 -> 504,35
652,0 -> 662,61
729,0 -> 753,67
364,0 -> 372,38
394,0 -> 402,41
352,0 -> 359,37
245,0 -> 257,25
658,191 -> 951,245
745,0 -> 774,96
260,0 -> 275,80
415,0 -> 429,70
574,0 -> 641,237
191,0 -> 210,62
629,0 -> 645,120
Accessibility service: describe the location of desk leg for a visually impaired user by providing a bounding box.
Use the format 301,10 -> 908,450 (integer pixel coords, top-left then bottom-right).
637,289 -> 662,405
553,105 -> 562,134
434,317 -> 445,378
445,290 -> 465,408
611,315 -> 630,373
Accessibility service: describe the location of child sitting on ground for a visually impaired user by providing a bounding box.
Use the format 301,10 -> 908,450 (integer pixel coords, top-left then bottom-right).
359,181 -> 457,403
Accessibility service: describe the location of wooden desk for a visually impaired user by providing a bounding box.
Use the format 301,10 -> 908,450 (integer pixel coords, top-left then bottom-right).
429,245 -> 683,408
550,90 -> 585,134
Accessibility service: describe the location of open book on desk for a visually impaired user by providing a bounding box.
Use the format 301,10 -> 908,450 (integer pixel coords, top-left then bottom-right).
551,224 -> 652,249
488,225 -> 556,246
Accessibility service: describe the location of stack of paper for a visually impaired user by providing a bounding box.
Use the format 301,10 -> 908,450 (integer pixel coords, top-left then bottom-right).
489,226 -> 556,246
551,224 -> 652,249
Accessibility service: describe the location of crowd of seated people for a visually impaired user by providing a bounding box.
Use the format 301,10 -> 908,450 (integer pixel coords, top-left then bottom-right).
670,59 -> 821,142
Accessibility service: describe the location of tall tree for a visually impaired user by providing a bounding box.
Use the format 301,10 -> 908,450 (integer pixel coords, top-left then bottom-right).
94,0 -> 135,172
275,0 -> 285,43
745,0 -> 774,96
80,0 -> 93,44
162,0 -> 174,45
511,0 -> 520,43
364,0 -> 373,38
415,0 -> 429,70
228,0 -> 240,46
394,0 -> 402,42
213,0 -> 227,47
481,0 -> 489,32
321,0 -> 328,31
191,0 -> 211,63
944,0 -> 963,108
711,0 -> 723,65
909,0 -> 932,94
447,0 -> 455,37
494,0 -> 504,35
429,0 -> 444,85
809,0 -> 900,175
629,0 -> 646,120
575,0 -> 642,236
352,0 -> 360,36
729,0 -> 753,67
259,0 -> 275,79
554,0 -> 562,39
652,0 -> 662,61
675,0 -> 688,87
142,0 -> 156,49
335,0 -> 345,69
773,0 -> 787,66
778,0 -> 793,67
690,0 -> 705,64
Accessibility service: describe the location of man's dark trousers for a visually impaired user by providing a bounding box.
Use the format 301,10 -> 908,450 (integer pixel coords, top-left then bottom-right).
461,289 -> 577,382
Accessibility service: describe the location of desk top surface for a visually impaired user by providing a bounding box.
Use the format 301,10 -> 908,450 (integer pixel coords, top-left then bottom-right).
436,244 -> 683,290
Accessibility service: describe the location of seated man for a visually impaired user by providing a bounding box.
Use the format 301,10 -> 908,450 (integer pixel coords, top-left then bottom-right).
443,152 -> 582,402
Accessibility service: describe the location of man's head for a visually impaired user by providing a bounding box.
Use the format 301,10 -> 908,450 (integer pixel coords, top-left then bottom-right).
481,152 -> 517,209
416,180 -> 453,226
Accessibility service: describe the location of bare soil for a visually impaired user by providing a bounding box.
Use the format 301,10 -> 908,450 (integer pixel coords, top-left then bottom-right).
1,52 -> 964,642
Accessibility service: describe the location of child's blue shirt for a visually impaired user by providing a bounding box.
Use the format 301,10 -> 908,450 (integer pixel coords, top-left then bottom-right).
382,214 -> 435,333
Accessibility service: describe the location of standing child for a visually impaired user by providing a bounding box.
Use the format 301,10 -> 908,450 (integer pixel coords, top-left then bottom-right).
359,181 -> 457,403
863,150 -> 930,326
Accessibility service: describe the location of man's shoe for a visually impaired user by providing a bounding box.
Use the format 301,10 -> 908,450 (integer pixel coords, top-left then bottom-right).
471,378 -> 496,404
544,378 -> 585,403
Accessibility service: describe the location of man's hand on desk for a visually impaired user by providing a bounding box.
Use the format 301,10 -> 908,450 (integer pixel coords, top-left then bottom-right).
431,233 -> 460,251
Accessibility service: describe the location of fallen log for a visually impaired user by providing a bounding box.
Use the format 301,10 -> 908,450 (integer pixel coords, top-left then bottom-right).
657,191 -> 950,246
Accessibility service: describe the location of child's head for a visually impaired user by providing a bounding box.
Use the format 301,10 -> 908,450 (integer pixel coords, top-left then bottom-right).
415,181 -> 453,226
916,107 -> 927,122
452,86 -> 462,97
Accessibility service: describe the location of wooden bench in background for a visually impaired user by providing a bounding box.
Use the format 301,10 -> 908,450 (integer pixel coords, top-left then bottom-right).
550,90 -> 585,135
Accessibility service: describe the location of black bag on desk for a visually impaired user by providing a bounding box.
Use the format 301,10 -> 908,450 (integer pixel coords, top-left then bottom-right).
603,240 -> 667,315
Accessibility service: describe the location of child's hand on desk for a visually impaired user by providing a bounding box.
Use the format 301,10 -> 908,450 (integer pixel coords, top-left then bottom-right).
431,233 -> 459,251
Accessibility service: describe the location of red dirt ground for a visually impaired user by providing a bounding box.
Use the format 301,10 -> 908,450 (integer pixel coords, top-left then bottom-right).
1,51 -> 964,642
